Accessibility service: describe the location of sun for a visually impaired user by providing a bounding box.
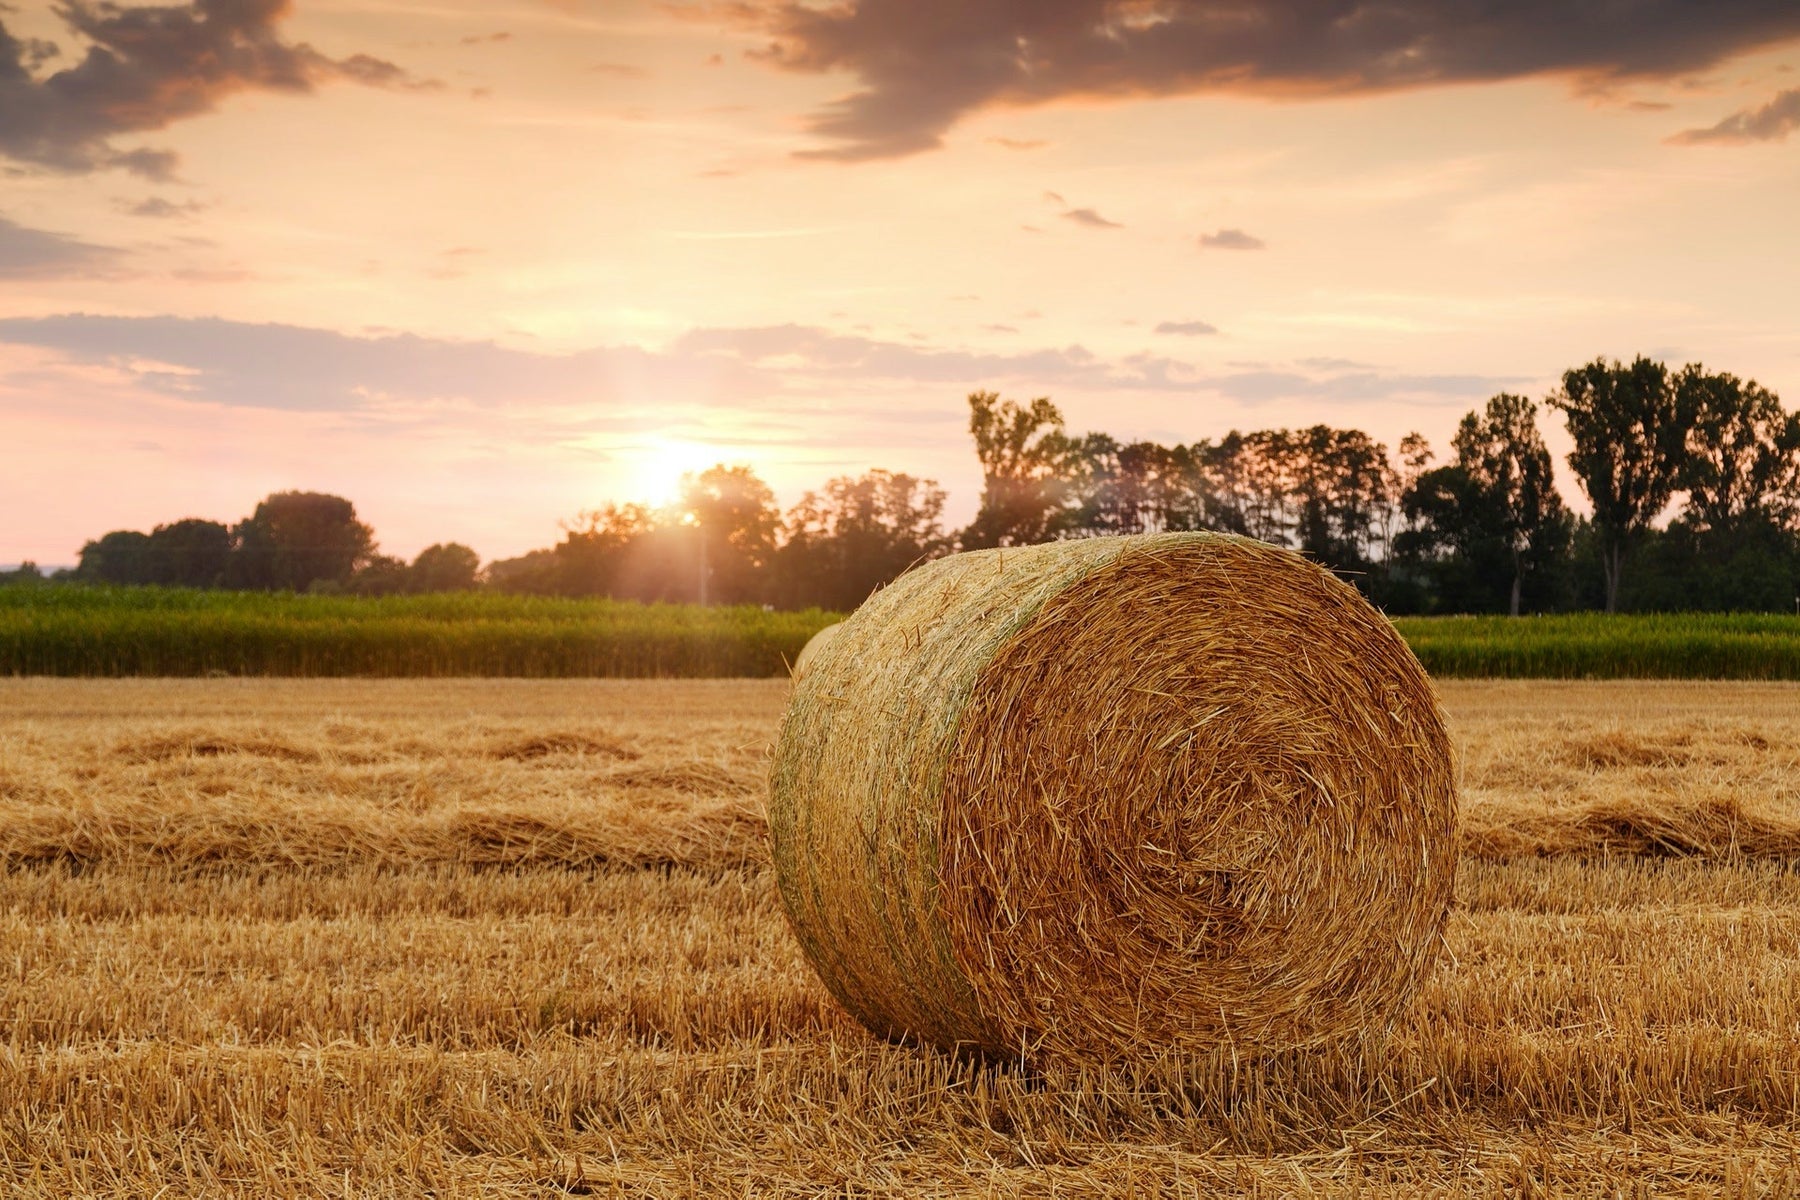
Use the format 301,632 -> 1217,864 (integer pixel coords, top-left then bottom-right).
626,438 -> 717,508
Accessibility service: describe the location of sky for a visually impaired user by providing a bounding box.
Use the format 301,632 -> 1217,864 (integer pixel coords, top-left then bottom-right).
3,0 -> 1799,567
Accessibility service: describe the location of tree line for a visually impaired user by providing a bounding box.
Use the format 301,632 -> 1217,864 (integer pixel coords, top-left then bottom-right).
7,494 -> 482,597
10,354 -> 1797,615
944,355 -> 1799,615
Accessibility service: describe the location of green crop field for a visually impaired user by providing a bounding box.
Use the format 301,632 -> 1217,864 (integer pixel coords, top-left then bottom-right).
3,585 -> 1800,678
0,586 -> 835,678
1392,612 -> 1800,680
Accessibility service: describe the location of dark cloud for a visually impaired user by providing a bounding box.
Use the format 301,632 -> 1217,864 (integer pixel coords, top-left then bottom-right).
460,31 -> 512,45
0,216 -> 118,278
1062,206 -> 1121,229
726,1 -> 1800,160
1670,86 -> 1800,143
110,147 -> 182,181
1199,228 -> 1265,251
1155,320 -> 1217,336
0,1 -> 438,175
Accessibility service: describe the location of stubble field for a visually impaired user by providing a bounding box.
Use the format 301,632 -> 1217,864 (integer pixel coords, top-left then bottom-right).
2,678 -> 1799,1196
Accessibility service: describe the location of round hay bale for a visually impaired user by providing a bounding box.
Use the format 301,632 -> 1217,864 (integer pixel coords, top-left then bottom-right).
769,532 -> 1457,1067
791,622 -> 843,680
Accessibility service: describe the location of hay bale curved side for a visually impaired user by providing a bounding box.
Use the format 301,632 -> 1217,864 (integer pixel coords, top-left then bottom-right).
791,622 -> 843,680
768,533 -> 1458,1065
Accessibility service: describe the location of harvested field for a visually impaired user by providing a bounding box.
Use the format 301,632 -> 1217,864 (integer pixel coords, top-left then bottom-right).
2,678 -> 1799,1195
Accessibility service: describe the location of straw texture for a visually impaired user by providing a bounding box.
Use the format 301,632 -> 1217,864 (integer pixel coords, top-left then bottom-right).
791,623 -> 842,679
768,533 -> 1457,1066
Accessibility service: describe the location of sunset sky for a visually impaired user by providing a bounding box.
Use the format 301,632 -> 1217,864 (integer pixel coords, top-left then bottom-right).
4,0 -> 1799,567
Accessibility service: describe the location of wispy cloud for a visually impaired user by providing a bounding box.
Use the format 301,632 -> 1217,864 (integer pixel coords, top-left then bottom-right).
0,315 -> 766,412
666,226 -> 843,239
1062,206 -> 1122,229
0,217 -> 119,279
0,314 -> 1515,415
1670,87 -> 1800,144
1200,228 -> 1266,251
1296,356 -> 1376,371
124,197 -> 207,220
1200,367 -> 1517,406
1044,192 -> 1121,228
1155,320 -> 1218,336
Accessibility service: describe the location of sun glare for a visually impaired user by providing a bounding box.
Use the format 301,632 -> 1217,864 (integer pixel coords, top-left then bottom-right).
627,438 -> 718,508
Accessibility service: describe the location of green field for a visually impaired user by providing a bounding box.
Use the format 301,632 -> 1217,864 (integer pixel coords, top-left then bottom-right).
1393,611 -> 1800,680
4,585 -> 1800,678
0,586 -> 834,677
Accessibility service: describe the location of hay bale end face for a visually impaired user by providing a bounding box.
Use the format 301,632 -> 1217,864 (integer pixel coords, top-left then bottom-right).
769,533 -> 1458,1067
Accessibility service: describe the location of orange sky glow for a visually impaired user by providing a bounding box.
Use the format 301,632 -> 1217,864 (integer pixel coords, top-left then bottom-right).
3,0 -> 1798,565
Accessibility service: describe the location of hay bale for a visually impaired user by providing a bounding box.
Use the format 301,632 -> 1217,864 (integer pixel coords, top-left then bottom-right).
768,533 -> 1457,1066
791,622 -> 842,680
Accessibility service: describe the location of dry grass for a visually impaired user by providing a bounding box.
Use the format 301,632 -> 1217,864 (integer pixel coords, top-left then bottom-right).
1455,681 -> 1800,860
2,677 -> 1799,1196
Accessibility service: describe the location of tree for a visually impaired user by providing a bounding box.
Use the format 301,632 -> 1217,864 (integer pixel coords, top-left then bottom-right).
1288,425 -> 1398,576
961,391 -> 1074,547
1547,356 -> 1689,612
774,469 -> 949,610
1449,394 -> 1569,616
146,519 -> 232,588
680,465 -> 779,605
1067,438 -> 1204,536
349,554 -> 411,596
410,542 -> 481,592
0,561 -> 45,587
1188,427 -> 1398,572
228,492 -> 375,591
1675,365 -> 1800,535
1190,433 -> 1257,538
485,548 -> 561,595
554,504 -> 657,598
1378,432 -> 1435,563
1399,399 -> 1570,615
1219,429 -> 1302,545
77,530 -> 155,585
1398,461 -> 1511,612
